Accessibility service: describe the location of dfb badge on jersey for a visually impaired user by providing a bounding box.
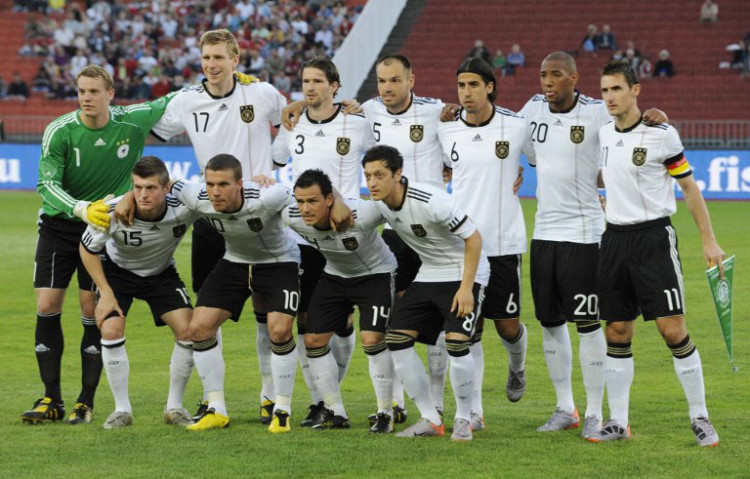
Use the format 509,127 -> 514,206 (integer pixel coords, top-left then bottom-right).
570,126 -> 584,144
410,125 -> 424,143
336,137 -> 350,155
240,105 -> 255,123
247,218 -> 263,232
632,147 -> 647,166
342,237 -> 359,251
495,141 -> 510,159
173,224 -> 187,238
411,224 -> 427,237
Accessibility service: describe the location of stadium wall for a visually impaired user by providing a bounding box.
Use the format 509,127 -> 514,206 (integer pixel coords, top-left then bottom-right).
2,144 -> 749,200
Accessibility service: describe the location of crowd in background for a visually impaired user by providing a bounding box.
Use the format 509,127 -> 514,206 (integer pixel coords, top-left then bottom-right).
11,0 -> 360,101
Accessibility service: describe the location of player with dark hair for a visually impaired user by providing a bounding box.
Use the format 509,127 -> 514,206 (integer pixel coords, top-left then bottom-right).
589,60 -> 722,446
362,145 -> 489,442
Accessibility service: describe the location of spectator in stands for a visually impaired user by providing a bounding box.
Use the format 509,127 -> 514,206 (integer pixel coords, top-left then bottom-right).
32,64 -> 53,93
274,73 -> 291,94
0,75 -> 6,99
653,49 -> 675,77
468,40 -> 492,64
700,0 -> 719,23
638,55 -> 653,79
266,49 -> 286,78
624,48 -> 640,72
582,24 -> 598,53
506,43 -> 526,75
5,72 -> 30,100
597,24 -> 617,51
246,48 -> 265,75
624,40 -> 642,59
70,48 -> 89,77
150,74 -> 172,100
492,49 -> 507,77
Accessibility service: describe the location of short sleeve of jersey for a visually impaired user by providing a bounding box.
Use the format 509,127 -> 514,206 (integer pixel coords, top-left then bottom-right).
518,100 -> 537,167
661,126 -> 690,178
429,190 -> 476,240
150,90 -> 186,141
272,127 -> 291,167
170,180 -> 203,209
80,224 -> 109,254
260,82 -> 287,127
260,183 -> 295,211
352,198 -> 383,228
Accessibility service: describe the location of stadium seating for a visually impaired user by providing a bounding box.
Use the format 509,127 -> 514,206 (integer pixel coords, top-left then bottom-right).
401,0 -> 750,119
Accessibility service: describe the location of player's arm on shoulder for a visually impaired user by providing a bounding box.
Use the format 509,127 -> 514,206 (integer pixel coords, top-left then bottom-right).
440,103 -> 460,122
330,187 -> 353,231
642,107 -> 668,125
150,91 -> 185,141
169,179 -> 203,210
340,98 -> 362,115
272,127 -> 291,168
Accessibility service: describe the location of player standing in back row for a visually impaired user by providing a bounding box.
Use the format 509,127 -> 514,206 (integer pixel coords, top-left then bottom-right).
590,60 -> 722,447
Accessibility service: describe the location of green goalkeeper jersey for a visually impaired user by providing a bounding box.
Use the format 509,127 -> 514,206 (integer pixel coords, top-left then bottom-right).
37,94 -> 174,220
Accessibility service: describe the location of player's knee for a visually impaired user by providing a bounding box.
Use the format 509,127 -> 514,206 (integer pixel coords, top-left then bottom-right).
575,320 -> 601,334
604,320 -> 632,342
267,321 -> 293,342
100,313 -> 124,340
189,320 -> 214,342
494,318 -> 520,340
445,338 -> 471,357
36,295 -> 64,315
386,331 -> 415,351
304,333 -> 328,349
192,335 -> 219,352
363,339 -> 387,356
360,331 -> 384,347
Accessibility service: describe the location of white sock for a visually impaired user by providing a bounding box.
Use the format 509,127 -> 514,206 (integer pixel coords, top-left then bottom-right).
674,350 -> 709,420
542,324 -> 575,412
331,329 -> 356,383
297,334 -> 323,405
256,322 -> 274,404
271,342 -> 298,414
367,349 -> 394,414
501,322 -> 527,373
193,344 -> 227,416
449,353 -> 475,421
392,370 -> 406,408
469,340 -> 484,417
203,327 -> 222,402
578,328 -> 606,420
101,338 -> 131,413
390,347 -> 441,425
605,355 -> 634,426
308,350 -> 346,417
427,331 -> 447,412
166,340 -> 193,410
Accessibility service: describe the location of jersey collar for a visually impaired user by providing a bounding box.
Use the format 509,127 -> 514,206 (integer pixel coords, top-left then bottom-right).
548,90 -> 580,114
459,105 -> 495,128
615,117 -> 643,133
202,77 -> 237,100
386,92 -> 414,116
306,103 -> 342,124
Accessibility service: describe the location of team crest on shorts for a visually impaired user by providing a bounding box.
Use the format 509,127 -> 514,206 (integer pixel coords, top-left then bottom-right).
336,137 -> 350,155
410,125 -> 424,143
247,218 -> 263,232
172,224 -> 187,238
410,224 -> 427,237
342,237 -> 359,251
632,147 -> 647,166
240,105 -> 255,123
570,125 -> 585,144
495,141 -> 510,159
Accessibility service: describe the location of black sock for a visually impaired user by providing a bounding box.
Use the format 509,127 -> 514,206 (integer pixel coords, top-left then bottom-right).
76,318 -> 102,408
35,313 -> 64,403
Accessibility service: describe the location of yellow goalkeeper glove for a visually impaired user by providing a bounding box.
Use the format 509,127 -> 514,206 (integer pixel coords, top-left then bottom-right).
234,71 -> 259,85
73,196 -> 113,232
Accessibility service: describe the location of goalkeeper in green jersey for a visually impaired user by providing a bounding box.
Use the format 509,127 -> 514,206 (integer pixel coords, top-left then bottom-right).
22,65 -> 174,425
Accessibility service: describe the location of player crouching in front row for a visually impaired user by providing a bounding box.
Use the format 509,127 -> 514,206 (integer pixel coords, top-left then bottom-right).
79,157 -> 198,429
363,145 -> 490,442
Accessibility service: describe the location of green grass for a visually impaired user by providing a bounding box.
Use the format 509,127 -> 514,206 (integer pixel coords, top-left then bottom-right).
0,192 -> 747,478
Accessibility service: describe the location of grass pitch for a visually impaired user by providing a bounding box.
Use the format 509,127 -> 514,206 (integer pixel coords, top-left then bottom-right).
0,192 -> 747,478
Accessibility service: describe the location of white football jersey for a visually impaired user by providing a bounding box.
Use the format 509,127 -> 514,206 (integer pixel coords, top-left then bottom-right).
282,198 -> 397,278
81,195 -> 197,277
152,78 -> 286,178
599,120 -> 689,226
171,180 -> 300,264
519,93 -> 609,243
362,93 -> 445,187
439,106 -> 531,256
372,179 -> 490,284
273,104 -> 373,199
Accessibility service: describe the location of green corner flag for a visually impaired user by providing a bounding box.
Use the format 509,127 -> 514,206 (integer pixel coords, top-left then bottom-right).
705,255 -> 737,372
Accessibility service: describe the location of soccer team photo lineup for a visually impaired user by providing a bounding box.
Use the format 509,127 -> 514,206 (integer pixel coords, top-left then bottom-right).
16,18 -> 736,449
